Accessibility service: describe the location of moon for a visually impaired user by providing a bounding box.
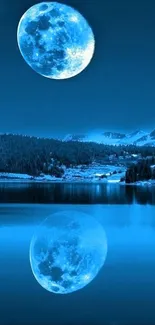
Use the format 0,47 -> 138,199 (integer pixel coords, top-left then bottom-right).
30,211 -> 107,294
17,2 -> 95,79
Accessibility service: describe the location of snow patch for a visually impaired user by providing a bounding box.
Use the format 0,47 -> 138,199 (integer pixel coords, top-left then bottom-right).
63,129 -> 155,146
0,165 -> 126,183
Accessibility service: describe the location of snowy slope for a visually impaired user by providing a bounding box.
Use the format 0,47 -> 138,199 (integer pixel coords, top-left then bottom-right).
63,130 -> 155,146
0,165 -> 126,183
64,131 -> 126,145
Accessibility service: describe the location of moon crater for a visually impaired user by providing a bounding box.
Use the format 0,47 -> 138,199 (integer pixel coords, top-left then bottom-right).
17,2 -> 95,79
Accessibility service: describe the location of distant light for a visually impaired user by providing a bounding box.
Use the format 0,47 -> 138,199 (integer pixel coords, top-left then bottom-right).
95,173 -> 104,177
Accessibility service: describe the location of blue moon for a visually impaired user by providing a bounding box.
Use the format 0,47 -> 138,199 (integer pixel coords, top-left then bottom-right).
17,2 -> 95,79
30,211 -> 107,294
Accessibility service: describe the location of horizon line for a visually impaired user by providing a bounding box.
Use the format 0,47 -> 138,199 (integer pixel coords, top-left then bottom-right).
0,128 -> 154,139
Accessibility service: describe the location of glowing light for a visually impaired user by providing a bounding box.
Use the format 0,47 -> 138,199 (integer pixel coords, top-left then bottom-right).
17,2 -> 95,80
70,15 -> 78,22
83,274 -> 91,281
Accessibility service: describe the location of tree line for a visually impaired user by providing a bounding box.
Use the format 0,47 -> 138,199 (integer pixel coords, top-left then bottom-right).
0,133 -> 155,177
125,156 -> 155,183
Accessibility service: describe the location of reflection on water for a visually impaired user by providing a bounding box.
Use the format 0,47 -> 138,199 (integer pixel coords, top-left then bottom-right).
1,204 -> 155,325
0,182 -> 155,204
30,211 -> 107,294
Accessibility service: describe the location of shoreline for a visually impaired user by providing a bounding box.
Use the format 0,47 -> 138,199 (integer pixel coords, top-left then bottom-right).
0,178 -> 154,186
0,178 -> 120,184
0,168 -> 154,186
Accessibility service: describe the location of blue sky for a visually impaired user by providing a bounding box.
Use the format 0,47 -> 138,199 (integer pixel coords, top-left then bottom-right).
1,0 -> 155,137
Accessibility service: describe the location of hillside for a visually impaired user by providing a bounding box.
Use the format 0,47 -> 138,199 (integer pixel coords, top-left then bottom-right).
0,133 -> 154,178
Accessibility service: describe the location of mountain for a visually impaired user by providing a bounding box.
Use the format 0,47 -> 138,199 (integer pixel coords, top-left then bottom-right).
63,134 -> 86,142
64,131 -> 126,145
63,130 -> 155,146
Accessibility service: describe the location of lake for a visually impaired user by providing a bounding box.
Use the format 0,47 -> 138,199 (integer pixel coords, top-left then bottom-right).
0,182 -> 155,204
1,184 -> 155,325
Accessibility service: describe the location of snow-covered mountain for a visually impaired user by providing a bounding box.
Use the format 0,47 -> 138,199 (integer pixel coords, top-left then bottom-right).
63,130 -> 155,146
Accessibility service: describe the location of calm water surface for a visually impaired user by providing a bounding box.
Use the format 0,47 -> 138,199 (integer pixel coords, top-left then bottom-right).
1,184 -> 155,324
0,182 -> 155,204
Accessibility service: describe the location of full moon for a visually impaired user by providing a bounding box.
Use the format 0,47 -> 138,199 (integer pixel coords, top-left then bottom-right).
30,211 -> 107,294
17,2 -> 95,79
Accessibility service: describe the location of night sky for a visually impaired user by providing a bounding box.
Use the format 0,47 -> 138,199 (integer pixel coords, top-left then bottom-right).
1,0 -> 155,138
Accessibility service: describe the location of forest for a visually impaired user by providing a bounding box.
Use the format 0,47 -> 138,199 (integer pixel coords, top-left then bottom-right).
0,133 -> 155,177
125,157 -> 155,183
